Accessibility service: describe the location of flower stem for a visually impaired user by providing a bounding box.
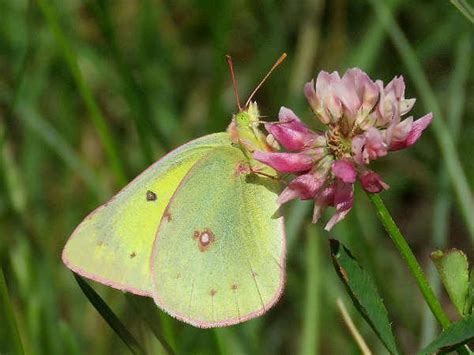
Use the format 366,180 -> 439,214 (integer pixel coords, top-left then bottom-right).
367,193 -> 451,329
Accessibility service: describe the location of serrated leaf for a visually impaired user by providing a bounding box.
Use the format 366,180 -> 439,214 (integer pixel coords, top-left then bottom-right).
329,239 -> 399,355
431,249 -> 470,316
419,313 -> 474,354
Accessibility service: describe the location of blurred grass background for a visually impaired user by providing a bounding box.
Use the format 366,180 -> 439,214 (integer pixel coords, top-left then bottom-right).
0,0 -> 473,353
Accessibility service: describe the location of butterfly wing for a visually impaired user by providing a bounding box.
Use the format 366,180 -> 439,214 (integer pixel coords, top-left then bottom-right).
151,146 -> 285,327
62,133 -> 231,296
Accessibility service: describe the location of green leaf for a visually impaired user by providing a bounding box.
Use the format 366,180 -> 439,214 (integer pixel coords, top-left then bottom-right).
329,239 -> 399,355
73,274 -> 146,355
431,249 -> 470,316
419,313 -> 474,354
0,268 -> 24,355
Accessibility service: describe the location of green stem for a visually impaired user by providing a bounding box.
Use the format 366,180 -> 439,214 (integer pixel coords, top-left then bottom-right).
367,193 -> 450,329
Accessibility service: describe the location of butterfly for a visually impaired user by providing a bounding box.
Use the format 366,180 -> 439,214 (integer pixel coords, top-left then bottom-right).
62,54 -> 287,328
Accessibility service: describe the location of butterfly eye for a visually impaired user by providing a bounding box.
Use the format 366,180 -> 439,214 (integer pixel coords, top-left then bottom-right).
235,112 -> 250,126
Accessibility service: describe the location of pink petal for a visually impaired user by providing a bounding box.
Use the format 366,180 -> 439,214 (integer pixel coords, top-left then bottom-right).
324,93 -> 343,122
278,106 -> 303,125
336,71 -> 361,117
312,184 -> 335,223
305,79 -> 331,124
351,135 -> 368,165
400,98 -> 416,115
316,71 -> 343,123
324,181 -> 354,231
253,151 -> 314,173
332,160 -> 356,183
304,80 -> 317,102
265,107 -> 320,151
360,76 -> 379,113
304,80 -> 322,119
343,69 -> 379,128
389,113 -> 433,151
316,71 -> 340,93
360,171 -> 390,193
364,127 -> 388,161
390,116 -> 413,142
377,79 -> 402,128
352,129 -> 387,165
375,80 -> 391,126
277,173 -> 325,204
385,76 -> 406,99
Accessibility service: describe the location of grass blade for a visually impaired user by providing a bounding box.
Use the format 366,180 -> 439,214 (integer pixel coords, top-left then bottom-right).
125,295 -> 176,355
73,274 -> 146,355
0,121 -> 27,217
0,268 -> 24,355
35,0 -> 128,186
336,298 -> 372,355
449,0 -> 474,23
329,239 -> 400,355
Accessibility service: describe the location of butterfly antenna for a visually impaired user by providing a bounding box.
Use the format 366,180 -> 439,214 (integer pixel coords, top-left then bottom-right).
226,55 -> 242,111
244,53 -> 287,109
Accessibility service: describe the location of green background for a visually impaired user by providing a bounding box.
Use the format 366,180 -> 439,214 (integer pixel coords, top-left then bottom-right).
0,0 -> 473,353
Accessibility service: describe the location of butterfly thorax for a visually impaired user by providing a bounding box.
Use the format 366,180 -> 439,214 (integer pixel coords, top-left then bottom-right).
227,102 -> 277,176
228,102 -> 272,154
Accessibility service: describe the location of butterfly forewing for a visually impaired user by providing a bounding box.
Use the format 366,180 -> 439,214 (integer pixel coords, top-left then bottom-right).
151,146 -> 285,327
62,133 -> 231,295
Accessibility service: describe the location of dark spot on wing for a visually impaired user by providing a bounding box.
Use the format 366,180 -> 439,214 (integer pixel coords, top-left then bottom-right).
193,229 -> 215,252
164,210 -> 172,222
146,190 -> 157,201
210,289 -> 217,296
231,284 -> 239,290
130,252 -> 136,258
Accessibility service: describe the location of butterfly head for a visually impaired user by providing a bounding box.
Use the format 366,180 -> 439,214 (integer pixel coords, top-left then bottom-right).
229,101 -> 271,153
225,54 -> 286,155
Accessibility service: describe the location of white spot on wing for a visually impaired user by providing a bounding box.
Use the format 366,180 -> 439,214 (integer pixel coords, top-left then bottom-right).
201,232 -> 210,244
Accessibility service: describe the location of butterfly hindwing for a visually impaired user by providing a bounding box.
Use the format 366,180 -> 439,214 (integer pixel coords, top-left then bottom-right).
151,145 -> 285,327
62,133 -> 231,295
